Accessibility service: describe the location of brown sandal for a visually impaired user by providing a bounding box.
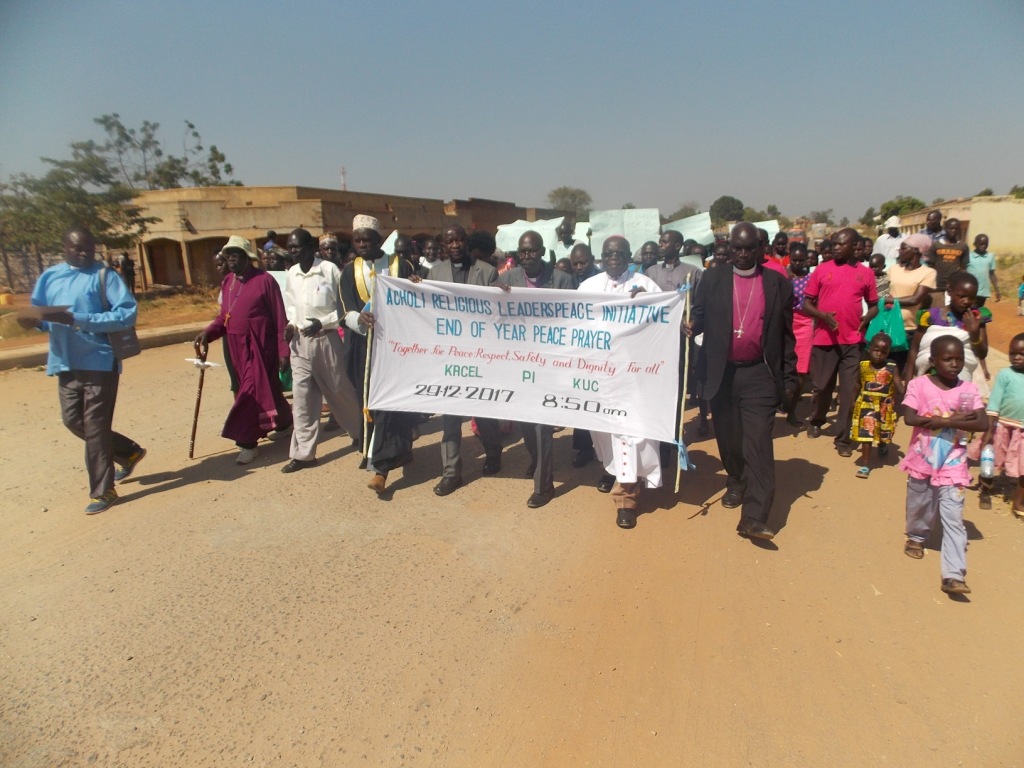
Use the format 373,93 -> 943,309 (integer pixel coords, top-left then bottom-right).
904,539 -> 924,559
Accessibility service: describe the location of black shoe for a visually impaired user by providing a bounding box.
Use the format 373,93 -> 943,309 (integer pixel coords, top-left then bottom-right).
807,424 -> 822,438
481,458 -> 501,476
281,458 -> 318,473
697,420 -> 710,436
616,509 -> 637,529
571,450 -> 594,468
527,487 -> 555,508
323,415 -> 339,432
433,476 -> 462,496
737,518 -> 775,540
358,456 -> 368,470
722,490 -> 743,509
597,473 -> 616,493
525,463 -> 536,478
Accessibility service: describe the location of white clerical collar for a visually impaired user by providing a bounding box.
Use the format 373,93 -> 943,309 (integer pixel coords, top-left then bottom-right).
733,265 -> 757,277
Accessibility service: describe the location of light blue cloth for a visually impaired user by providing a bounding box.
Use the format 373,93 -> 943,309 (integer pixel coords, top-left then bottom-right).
967,250 -> 996,297
31,261 -> 138,375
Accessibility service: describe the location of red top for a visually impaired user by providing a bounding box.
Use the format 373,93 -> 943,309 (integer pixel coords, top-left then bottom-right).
730,271 -> 765,362
805,260 -> 877,346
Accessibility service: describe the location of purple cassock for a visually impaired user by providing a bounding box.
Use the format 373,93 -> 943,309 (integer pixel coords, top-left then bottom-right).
204,266 -> 292,444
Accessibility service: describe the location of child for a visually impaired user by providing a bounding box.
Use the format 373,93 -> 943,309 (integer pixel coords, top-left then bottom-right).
869,253 -> 890,298
978,333 -> 1024,516
852,333 -> 905,477
899,335 -> 985,595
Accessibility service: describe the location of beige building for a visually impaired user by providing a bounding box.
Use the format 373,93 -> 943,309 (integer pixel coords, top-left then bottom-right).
894,195 -> 1024,263
133,186 -> 567,287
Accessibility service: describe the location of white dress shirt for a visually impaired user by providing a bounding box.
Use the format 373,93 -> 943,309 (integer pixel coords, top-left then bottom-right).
284,257 -> 343,331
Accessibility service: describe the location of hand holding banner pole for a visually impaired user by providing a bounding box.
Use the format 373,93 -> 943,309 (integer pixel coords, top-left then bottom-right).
675,274 -> 695,493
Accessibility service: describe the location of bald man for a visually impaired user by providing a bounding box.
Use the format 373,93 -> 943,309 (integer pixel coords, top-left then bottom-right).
426,225 -> 505,496
500,231 -> 574,507
690,222 -> 796,540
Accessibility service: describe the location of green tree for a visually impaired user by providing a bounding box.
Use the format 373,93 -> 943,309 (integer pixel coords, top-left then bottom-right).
547,186 -> 592,217
93,114 -> 239,189
709,195 -> 744,225
877,195 -> 925,221
621,202 -> 636,209
742,206 -> 767,222
808,208 -> 835,225
859,206 -> 877,226
0,114 -> 237,257
976,188 -> 994,197
839,216 -> 850,227
1011,185 -> 1024,199
666,201 -> 700,220
765,203 -> 781,219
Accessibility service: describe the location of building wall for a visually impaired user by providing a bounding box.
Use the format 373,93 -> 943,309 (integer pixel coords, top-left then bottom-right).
967,196 -> 1024,262
896,198 -> 974,239
133,186 -> 569,286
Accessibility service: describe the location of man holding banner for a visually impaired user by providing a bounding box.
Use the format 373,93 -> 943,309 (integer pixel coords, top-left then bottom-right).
340,214 -> 417,495
580,236 -> 667,530
425,225 -> 505,497
499,231 -> 575,508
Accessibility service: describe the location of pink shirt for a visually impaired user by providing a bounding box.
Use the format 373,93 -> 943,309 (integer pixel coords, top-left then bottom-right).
761,258 -> 788,277
730,271 -> 765,362
899,376 -> 981,486
805,259 -> 877,346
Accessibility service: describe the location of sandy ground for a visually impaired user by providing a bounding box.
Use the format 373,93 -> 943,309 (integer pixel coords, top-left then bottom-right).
2,339 -> 1024,767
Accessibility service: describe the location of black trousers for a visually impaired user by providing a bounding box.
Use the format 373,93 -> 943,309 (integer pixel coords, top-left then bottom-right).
710,362 -> 779,525
58,370 -> 140,498
520,422 -> 555,494
809,344 -> 861,446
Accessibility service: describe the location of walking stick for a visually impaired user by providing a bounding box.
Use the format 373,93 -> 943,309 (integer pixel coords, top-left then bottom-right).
362,324 -> 373,458
675,274 -> 695,493
189,341 -> 208,459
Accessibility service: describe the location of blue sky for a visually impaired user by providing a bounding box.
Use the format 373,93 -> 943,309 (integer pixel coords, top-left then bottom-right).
2,0 -> 1022,223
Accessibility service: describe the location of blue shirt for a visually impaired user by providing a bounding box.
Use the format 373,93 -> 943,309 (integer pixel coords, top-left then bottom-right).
31,261 -> 138,375
967,250 -> 996,297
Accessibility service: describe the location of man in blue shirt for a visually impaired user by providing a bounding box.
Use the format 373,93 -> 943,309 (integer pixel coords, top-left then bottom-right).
20,226 -> 146,514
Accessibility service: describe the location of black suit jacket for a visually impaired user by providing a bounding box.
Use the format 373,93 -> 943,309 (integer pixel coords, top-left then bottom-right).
690,265 -> 797,402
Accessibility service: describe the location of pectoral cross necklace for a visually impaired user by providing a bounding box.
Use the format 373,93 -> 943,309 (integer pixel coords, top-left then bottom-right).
224,274 -> 246,328
733,278 -> 756,338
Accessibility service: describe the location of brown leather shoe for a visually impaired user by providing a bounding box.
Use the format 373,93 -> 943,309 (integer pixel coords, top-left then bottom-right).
368,474 -> 386,495
941,578 -> 971,594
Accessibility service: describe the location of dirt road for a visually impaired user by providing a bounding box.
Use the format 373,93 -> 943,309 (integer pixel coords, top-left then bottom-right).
2,341 -> 1023,767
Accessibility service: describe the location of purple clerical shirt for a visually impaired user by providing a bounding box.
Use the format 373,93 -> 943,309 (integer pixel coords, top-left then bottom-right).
730,270 -> 765,362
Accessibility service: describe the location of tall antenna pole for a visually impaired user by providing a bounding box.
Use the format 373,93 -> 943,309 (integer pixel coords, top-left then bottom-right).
340,166 -> 348,191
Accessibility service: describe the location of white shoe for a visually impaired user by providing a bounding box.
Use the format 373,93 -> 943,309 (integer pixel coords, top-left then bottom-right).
267,427 -> 292,442
236,447 -> 260,464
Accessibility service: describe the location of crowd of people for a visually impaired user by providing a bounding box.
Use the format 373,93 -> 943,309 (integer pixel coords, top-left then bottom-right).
24,211 -> 1023,597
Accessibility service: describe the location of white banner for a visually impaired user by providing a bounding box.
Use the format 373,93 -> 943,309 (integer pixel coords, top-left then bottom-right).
367,276 -> 683,441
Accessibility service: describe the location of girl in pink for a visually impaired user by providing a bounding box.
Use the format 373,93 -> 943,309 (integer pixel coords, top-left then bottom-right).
899,335 -> 986,595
